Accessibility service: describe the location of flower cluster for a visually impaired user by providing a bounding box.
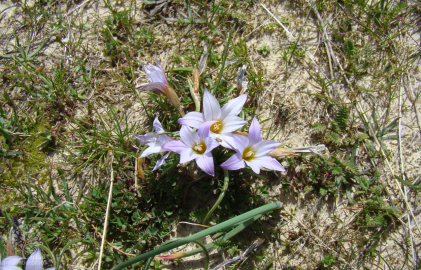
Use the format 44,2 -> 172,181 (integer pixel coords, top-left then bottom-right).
134,84 -> 285,176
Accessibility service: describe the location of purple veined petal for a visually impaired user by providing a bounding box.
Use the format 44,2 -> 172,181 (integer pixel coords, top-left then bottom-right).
232,134 -> 249,153
204,137 -> 220,154
154,58 -> 169,84
217,133 -> 236,149
254,140 -> 281,158
248,117 -> 262,145
220,93 -> 247,120
180,148 -> 200,163
178,111 -> 205,128
140,145 -> 164,158
256,156 -> 286,172
140,82 -> 166,95
157,134 -> 173,146
220,115 -> 247,133
143,64 -> 158,81
195,152 -> 215,176
162,140 -> 187,154
180,125 -> 197,148
1,266 -> 23,270
221,153 -> 246,171
245,159 -> 262,174
45,268 -> 56,270
132,133 -> 157,146
143,63 -> 166,84
153,152 -> 171,171
153,115 -> 165,134
203,89 -> 221,121
25,248 -> 43,270
0,256 -> 23,267
197,121 -> 216,141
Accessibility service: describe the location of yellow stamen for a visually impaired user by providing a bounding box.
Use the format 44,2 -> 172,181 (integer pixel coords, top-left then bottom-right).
192,142 -> 207,155
210,121 -> 223,134
242,147 -> 255,161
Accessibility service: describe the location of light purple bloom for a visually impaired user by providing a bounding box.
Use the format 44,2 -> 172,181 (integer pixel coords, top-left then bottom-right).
178,89 -> 247,149
140,58 -> 184,115
132,115 -> 173,171
141,59 -> 169,95
221,117 -> 285,174
163,122 -> 219,176
0,255 -> 23,270
25,248 -> 55,270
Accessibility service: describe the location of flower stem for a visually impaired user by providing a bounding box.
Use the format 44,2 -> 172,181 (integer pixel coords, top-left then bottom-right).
203,169 -> 229,224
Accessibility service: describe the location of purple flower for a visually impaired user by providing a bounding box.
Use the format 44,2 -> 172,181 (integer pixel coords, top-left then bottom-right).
178,89 -> 247,149
141,58 -> 184,115
141,59 -> 169,94
25,248 -> 55,270
0,255 -> 23,270
163,122 -> 219,176
132,115 -> 173,171
221,117 -> 285,174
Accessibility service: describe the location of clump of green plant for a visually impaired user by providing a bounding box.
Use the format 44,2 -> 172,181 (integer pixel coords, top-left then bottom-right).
257,44 -> 271,56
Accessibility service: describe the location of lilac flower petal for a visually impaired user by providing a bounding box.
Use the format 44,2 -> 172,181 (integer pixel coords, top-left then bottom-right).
197,121 -> 216,141
180,148 -> 200,163
2,266 -> 22,270
180,125 -> 196,148
245,160 -> 261,174
178,111 -> 205,128
232,134 -> 249,153
45,268 -> 56,270
0,256 -> 23,267
140,82 -> 166,95
154,58 -> 168,84
257,156 -> 286,172
153,115 -> 165,134
195,152 -> 215,176
25,248 -> 43,270
204,137 -> 220,153
143,63 -> 167,84
220,115 -> 247,133
254,140 -> 281,157
141,145 -> 164,158
203,89 -> 221,121
221,153 -> 246,171
157,134 -> 173,145
248,117 -> 262,145
132,133 -> 157,145
220,93 -> 247,119
153,152 -> 171,171
162,140 -> 187,154
218,134 -> 236,149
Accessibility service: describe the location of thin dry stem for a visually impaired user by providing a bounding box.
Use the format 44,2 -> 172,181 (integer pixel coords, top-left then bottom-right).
98,152 -> 114,270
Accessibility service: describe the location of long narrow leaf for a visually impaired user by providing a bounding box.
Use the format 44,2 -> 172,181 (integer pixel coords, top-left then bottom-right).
111,202 -> 281,270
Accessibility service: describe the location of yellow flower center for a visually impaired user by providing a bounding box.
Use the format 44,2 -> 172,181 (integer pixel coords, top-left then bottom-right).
210,121 -> 223,134
242,147 -> 255,161
192,142 -> 207,155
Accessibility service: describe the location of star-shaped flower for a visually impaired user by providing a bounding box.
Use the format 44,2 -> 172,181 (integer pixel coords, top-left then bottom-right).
132,115 -> 173,171
221,117 -> 285,174
140,58 -> 184,115
163,122 -> 219,176
178,89 -> 247,149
